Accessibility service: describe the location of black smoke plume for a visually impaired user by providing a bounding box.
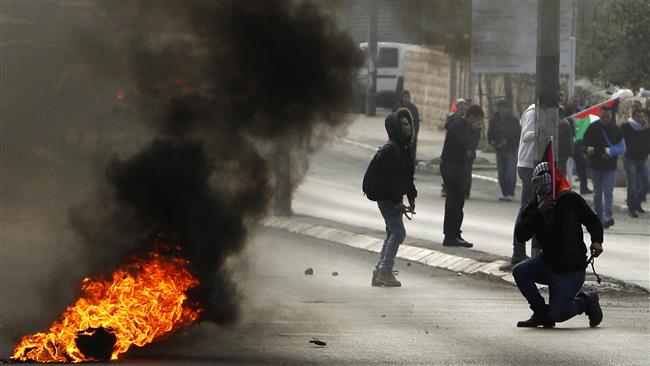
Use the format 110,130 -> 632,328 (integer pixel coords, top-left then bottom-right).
69,0 -> 362,324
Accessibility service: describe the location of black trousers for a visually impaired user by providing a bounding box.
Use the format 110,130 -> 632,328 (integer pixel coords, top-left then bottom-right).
441,161 -> 467,238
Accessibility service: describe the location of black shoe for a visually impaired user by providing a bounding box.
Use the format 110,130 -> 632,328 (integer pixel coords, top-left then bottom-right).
580,187 -> 593,194
499,254 -> 529,271
603,218 -> 615,229
443,237 -> 473,248
629,210 -> 639,218
371,268 -> 381,287
374,268 -> 401,287
636,205 -> 645,214
517,313 -> 555,328
578,291 -> 603,327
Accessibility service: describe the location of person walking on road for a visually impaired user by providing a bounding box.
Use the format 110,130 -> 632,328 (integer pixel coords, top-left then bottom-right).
440,105 -> 483,248
573,131 -> 593,194
367,108 -> 417,287
621,108 -> 650,217
393,90 -> 420,165
500,104 -> 538,271
488,99 -> 520,201
558,117 -> 575,175
513,162 -> 604,328
582,106 -> 625,228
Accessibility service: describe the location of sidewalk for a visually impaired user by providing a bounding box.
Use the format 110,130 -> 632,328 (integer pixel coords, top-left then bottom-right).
263,214 -> 646,294
342,112 -> 639,215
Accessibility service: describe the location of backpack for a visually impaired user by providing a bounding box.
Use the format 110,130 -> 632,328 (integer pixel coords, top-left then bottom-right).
362,141 -> 398,201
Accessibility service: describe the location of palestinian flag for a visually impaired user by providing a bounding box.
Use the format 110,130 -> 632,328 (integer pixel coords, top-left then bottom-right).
570,97 -> 620,142
541,139 -> 572,198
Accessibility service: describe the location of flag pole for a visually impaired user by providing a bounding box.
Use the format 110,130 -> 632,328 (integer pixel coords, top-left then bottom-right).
551,136 -> 556,198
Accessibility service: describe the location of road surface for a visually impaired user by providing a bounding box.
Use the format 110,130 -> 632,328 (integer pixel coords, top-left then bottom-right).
3,227 -> 648,365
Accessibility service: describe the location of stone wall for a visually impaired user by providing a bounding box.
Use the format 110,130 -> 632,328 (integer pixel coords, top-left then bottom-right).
402,47 -> 450,129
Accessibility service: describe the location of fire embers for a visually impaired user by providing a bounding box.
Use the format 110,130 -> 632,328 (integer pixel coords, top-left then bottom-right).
11,239 -> 200,363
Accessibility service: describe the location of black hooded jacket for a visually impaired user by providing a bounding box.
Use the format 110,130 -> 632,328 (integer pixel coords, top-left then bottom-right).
515,191 -> 603,272
379,111 -> 417,204
441,117 -> 481,166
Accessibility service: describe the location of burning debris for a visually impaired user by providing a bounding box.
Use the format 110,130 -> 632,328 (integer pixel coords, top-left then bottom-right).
12,0 -> 361,363
74,327 -> 117,362
12,238 -> 199,362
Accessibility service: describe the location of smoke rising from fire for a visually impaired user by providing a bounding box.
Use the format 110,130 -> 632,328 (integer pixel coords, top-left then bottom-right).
66,0 -> 362,324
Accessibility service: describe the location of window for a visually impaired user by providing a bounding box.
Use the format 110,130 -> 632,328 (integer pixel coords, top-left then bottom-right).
378,47 -> 398,68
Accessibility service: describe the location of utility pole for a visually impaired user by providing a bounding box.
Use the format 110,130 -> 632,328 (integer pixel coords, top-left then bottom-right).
534,0 -> 560,164
365,0 -> 377,116
449,54 -> 458,109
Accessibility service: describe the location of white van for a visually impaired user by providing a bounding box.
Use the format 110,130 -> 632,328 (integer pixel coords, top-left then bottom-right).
358,42 -> 416,107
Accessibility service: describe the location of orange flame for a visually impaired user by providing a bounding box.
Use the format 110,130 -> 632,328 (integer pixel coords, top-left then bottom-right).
12,247 -> 200,363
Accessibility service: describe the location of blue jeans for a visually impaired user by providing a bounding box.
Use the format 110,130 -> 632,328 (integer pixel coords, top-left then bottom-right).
624,158 -> 650,211
592,169 -> 617,221
513,258 -> 586,322
377,200 -> 406,270
496,150 -> 517,196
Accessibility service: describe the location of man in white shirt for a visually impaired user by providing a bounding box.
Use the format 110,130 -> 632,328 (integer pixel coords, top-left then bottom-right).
500,104 -> 539,270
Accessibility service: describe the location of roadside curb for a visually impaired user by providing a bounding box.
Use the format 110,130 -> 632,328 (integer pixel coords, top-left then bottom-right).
261,216 -> 645,294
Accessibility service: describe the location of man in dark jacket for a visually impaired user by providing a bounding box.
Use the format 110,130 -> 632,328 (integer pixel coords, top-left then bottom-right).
582,105 -> 624,228
441,98 -> 468,197
372,108 -> 417,287
622,108 -> 650,217
513,162 -> 604,328
393,90 -> 420,164
440,105 -> 483,248
488,99 -> 520,201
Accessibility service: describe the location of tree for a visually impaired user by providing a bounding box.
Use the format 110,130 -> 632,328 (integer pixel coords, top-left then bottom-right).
595,0 -> 650,90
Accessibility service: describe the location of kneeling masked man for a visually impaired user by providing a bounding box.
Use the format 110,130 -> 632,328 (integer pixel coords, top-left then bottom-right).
513,162 -> 604,328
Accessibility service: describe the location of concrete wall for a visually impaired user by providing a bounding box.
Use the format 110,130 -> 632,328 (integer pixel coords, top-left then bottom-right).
402,47 -> 450,129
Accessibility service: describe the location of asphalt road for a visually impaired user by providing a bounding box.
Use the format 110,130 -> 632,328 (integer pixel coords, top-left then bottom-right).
293,140 -> 650,290
6,227 -> 649,365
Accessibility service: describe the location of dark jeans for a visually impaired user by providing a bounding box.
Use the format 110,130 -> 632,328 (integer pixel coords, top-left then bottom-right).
513,258 -> 586,322
511,167 -> 539,257
441,161 -> 467,238
573,143 -> 590,190
624,157 -> 650,211
592,169 -> 617,221
376,200 -> 406,270
496,150 -> 517,196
